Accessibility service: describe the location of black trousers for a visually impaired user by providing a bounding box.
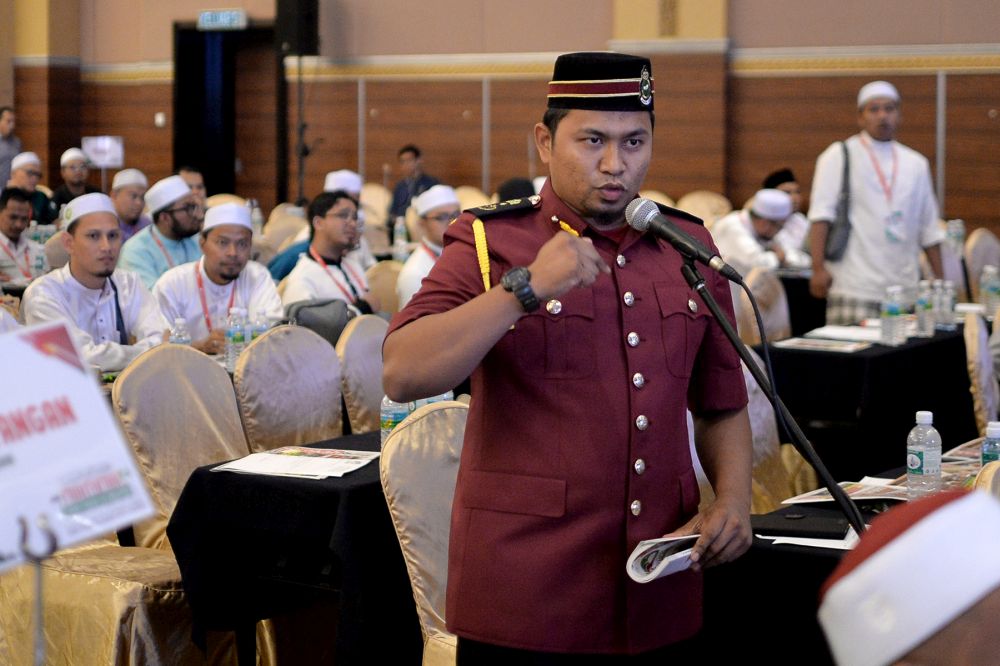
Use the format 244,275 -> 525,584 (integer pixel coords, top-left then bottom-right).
456,635 -> 700,665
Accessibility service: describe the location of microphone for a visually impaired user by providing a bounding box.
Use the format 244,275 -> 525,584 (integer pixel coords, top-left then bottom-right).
625,198 -> 742,283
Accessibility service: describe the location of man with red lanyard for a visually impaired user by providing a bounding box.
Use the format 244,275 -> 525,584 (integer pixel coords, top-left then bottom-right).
119,174 -> 203,290
396,184 -> 460,308
281,190 -> 380,315
0,187 -> 48,286
808,80 -> 944,325
153,202 -> 281,355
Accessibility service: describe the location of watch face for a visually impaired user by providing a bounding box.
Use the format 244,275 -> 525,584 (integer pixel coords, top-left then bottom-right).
503,267 -> 530,290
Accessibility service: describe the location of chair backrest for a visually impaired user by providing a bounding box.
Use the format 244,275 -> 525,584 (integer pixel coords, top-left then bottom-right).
263,212 -> 308,251
251,235 -> 277,266
45,230 -> 69,269
380,401 -> 468,655
205,193 -> 246,208
965,227 -> 1000,302
404,205 -> 423,245
234,325 -> 344,452
366,260 -> 404,315
975,460 -> 1000,497
335,314 -> 388,433
676,190 -> 733,225
735,267 -> 791,345
112,344 -> 248,549
360,182 -> 391,229
454,185 -> 490,210
964,311 -> 999,436
638,189 -> 675,208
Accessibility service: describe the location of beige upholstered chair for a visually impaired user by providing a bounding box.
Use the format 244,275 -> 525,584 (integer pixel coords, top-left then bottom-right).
361,182 -> 391,231
335,314 -> 388,433
366,260 -> 404,315
735,267 -> 791,346
964,312 -> 999,436
676,190 -> 732,227
454,185 -> 490,210
920,222 -> 969,300
112,344 -> 249,550
35,183 -> 53,197
44,230 -> 69,269
234,325 -> 344,452
263,212 -> 308,254
639,189 -> 675,208
277,232 -> 302,253
381,401 -> 469,666
965,228 -> 1000,302
252,235 -> 278,266
975,461 -> 1000,497
205,193 -> 246,208
404,205 -> 423,245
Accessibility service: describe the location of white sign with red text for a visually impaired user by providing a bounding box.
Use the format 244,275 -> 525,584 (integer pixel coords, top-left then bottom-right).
0,322 -> 153,572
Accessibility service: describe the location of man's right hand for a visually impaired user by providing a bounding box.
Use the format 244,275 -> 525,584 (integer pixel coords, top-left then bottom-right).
810,264 -> 833,299
192,329 -> 226,355
527,232 -> 610,301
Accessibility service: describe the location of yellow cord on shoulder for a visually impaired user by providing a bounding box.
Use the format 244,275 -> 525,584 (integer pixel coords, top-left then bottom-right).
558,221 -> 580,237
472,217 -> 491,292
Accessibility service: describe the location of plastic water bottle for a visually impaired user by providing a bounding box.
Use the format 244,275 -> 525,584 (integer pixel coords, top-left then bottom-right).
982,421 -> 1000,466
248,199 -> 265,236
170,318 -> 192,346
880,285 -> 905,346
392,216 -> 409,261
979,265 -> 1000,318
409,390 -> 455,412
915,280 -> 935,337
937,280 -> 957,331
224,307 -> 247,372
946,218 -> 966,252
906,410 -> 942,498
380,395 -> 411,445
249,310 -> 270,341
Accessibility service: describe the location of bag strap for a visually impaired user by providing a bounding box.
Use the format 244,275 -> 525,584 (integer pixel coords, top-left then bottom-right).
838,140 -> 850,210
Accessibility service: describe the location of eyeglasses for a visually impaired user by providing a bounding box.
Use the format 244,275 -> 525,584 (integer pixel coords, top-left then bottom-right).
425,210 -> 461,224
24,170 -> 42,178
167,203 -> 202,216
326,209 -> 359,222
65,164 -> 88,171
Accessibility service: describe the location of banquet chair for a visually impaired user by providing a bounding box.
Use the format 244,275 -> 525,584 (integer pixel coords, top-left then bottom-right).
920,223 -> 968,300
205,193 -> 246,208
252,235 -> 277,266
963,311 -> 999,436
366,259 -> 404,315
404,205 -> 424,245
263,212 -> 308,254
454,185 -> 491,210
381,401 -> 469,666
112,344 -> 249,550
965,227 -> 1000,302
234,325 -> 344,452
735,267 -> 791,346
361,182 -> 391,230
362,217 -> 391,257
335,314 -> 389,433
974,461 -> 1000,497
638,188 -> 674,208
676,190 -> 732,228
44,230 -> 69,269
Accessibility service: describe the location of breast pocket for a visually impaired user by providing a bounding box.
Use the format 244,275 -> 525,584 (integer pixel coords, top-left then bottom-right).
654,282 -> 710,378
512,287 -> 596,379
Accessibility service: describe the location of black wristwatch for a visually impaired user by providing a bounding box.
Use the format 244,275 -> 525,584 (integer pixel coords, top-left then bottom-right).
501,266 -> 540,313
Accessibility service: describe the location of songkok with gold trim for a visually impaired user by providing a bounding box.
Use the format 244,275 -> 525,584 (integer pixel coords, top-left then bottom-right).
547,52 -> 654,112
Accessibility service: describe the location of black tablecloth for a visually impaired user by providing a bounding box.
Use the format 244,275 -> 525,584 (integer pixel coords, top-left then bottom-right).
762,330 -> 978,481
777,272 -> 826,337
167,432 -> 422,664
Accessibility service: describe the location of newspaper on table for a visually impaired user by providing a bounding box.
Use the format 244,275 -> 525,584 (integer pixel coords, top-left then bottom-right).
772,337 -> 872,353
213,446 -> 380,479
782,481 -> 912,504
626,534 -> 699,584
943,438 -> 985,462
0,322 -> 155,574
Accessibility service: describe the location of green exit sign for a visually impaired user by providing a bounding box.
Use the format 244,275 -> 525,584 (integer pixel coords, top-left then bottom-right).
197,9 -> 248,31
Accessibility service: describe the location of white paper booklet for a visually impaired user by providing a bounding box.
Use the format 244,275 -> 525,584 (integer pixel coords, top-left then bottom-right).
213,446 -> 380,479
626,534 -> 699,583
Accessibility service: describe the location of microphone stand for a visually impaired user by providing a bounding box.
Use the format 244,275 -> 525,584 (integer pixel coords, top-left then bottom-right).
679,261 -> 867,535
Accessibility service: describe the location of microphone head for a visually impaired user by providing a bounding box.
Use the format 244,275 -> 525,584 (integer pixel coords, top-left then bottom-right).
625,197 -> 659,232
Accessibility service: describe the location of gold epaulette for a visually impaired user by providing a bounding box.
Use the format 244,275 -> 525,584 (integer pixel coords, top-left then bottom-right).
463,194 -> 541,219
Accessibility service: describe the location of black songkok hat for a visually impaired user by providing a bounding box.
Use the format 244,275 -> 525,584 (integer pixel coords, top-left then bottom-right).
762,168 -> 797,190
547,52 -> 654,112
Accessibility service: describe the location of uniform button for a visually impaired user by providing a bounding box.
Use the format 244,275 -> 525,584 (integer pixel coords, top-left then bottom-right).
634,459 -> 646,475
688,298 -> 698,313
632,372 -> 645,388
546,299 -> 562,315
623,291 -> 635,307
616,254 -> 626,268
630,500 -> 642,516
627,332 -> 640,347
635,414 -> 649,430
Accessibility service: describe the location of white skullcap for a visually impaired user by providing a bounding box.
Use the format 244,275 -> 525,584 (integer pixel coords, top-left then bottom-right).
145,175 -> 191,215
857,80 -> 900,109
10,152 -> 40,172
414,185 -> 460,217
750,188 -> 792,221
323,169 -> 363,195
533,176 -> 547,194
62,192 -> 117,230
819,491 -> 1000,666
111,168 -> 148,191
60,148 -> 88,167
202,202 -> 252,234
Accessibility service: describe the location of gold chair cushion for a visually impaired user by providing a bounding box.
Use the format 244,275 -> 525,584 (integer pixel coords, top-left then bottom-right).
335,315 -> 389,433
964,312 -> 999,436
366,260 -> 404,316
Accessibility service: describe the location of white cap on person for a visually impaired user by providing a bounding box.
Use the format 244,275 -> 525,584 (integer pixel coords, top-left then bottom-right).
60,148 -> 88,167
750,188 -> 793,221
112,168 -> 148,191
202,202 -> 252,234
62,192 -> 117,231
145,175 -> 192,216
414,185 -> 460,217
323,170 -> 363,195
11,152 -> 40,172
857,80 -> 900,109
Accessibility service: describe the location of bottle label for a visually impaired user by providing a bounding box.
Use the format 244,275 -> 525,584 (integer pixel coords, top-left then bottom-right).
906,449 -> 924,474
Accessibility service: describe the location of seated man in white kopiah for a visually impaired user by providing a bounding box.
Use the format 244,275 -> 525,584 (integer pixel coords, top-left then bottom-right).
396,184 -> 461,308
0,186 -> 48,285
154,203 -> 282,355
110,168 -> 153,243
819,490 -> 1000,666
282,190 -> 380,315
762,167 -> 811,252
23,193 -> 169,372
710,188 -> 810,277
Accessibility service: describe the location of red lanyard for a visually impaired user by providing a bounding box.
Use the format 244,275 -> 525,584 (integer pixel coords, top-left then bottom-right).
150,228 -> 177,269
0,238 -> 31,279
309,246 -> 367,302
419,241 -> 440,260
859,135 -> 898,206
195,259 -> 236,332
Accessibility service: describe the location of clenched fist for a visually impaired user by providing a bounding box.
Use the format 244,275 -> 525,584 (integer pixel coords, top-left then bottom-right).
528,232 -> 611,301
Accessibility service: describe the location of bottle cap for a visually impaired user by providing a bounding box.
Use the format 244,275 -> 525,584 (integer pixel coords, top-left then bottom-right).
915,410 -> 934,425
988,421 -> 1000,438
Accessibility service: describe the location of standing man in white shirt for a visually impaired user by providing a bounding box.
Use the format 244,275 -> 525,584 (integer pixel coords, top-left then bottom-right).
808,80 -> 944,325
396,184 -> 460,307
282,190 -> 380,314
118,174 -> 204,290
23,193 -> 169,371
154,203 -> 282,355
711,188 -> 810,277
0,187 -> 48,285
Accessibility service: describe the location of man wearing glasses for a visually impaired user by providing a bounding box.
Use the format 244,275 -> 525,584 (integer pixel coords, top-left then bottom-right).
396,184 -> 461,308
6,152 -> 58,225
51,148 -> 100,210
119,174 -> 204,289
710,188 -> 810,277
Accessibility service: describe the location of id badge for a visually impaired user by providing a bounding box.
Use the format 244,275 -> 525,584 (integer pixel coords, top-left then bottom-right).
885,210 -> 906,243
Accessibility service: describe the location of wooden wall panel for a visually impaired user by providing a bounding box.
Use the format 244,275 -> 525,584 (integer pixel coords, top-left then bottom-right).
14,65 -> 82,187
489,79 -> 548,193
945,74 -> 1000,231
234,43 -> 280,213
287,80 -> 358,203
